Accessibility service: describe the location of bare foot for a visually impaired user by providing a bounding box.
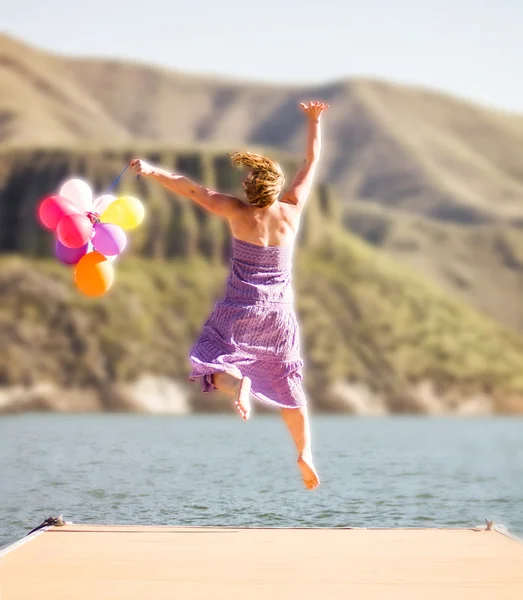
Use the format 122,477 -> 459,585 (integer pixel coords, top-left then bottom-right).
297,453 -> 320,490
234,376 -> 251,420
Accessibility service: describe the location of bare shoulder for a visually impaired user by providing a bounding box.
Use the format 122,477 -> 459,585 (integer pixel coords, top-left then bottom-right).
200,190 -> 244,217
226,200 -> 253,228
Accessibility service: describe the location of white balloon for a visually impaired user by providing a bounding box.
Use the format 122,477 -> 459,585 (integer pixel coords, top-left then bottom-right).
93,194 -> 116,215
59,179 -> 92,213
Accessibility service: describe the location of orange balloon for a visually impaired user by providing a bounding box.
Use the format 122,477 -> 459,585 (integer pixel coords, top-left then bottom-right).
74,251 -> 114,297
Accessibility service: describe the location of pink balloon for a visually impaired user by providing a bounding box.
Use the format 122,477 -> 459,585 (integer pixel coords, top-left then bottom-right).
92,223 -> 127,256
55,240 -> 88,265
57,214 -> 93,249
37,195 -> 80,231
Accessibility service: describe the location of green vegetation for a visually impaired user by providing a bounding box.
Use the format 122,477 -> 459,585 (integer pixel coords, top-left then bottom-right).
344,201 -> 523,333
0,254 -> 225,387
2,147 -> 523,413
4,32 -> 523,346
0,147 -> 333,260
3,27 -> 523,412
295,232 -> 523,398
3,227 -> 523,413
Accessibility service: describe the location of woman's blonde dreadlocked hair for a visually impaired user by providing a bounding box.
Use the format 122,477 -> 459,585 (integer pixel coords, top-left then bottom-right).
230,152 -> 285,208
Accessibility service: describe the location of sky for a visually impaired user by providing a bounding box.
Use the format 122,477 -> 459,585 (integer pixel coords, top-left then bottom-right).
3,0 -> 522,112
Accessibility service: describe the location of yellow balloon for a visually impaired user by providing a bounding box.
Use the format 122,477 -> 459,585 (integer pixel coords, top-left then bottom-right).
101,196 -> 145,230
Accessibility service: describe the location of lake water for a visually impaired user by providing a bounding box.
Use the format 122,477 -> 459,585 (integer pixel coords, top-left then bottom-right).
1,414 -> 522,548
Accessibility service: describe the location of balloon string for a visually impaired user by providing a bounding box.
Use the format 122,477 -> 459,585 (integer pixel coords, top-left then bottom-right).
106,164 -> 140,193
106,164 -> 129,193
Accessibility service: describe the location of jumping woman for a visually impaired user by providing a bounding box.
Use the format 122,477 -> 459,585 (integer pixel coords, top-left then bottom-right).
130,100 -> 328,489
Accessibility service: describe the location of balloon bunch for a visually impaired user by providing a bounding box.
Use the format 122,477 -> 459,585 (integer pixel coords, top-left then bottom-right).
37,170 -> 145,297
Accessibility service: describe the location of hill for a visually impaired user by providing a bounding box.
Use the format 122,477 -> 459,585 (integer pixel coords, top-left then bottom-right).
0,147 -> 338,257
344,202 -> 523,333
3,36 -> 523,414
2,231 -> 523,415
1,147 -> 523,414
4,34 -> 523,334
2,33 -> 523,225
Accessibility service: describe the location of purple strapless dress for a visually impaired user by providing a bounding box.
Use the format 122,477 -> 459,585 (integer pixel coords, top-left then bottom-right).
189,237 -> 306,408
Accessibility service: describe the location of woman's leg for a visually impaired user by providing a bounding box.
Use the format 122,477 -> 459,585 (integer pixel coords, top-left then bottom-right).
280,407 -> 320,489
213,371 -> 252,420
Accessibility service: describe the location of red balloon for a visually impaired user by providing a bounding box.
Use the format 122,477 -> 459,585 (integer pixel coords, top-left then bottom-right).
56,214 -> 93,248
37,195 -> 80,231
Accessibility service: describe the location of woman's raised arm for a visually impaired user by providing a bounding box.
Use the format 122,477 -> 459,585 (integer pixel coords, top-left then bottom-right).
283,101 -> 329,209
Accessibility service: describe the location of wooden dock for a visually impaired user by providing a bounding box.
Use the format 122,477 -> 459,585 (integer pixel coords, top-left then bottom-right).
1,524 -> 522,599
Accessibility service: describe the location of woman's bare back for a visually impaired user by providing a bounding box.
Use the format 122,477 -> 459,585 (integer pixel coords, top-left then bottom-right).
228,199 -> 300,248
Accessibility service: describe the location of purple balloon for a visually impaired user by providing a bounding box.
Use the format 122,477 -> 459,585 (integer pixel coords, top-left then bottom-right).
55,240 -> 88,265
92,223 -> 127,257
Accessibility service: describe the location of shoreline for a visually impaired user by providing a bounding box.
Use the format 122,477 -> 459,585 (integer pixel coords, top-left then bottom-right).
1,375 -> 520,415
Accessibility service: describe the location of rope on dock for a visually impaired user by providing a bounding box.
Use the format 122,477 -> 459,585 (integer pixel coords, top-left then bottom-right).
26,515 -> 67,536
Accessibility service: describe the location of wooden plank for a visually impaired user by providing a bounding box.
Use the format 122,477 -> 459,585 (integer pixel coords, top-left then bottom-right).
1,526 -> 522,600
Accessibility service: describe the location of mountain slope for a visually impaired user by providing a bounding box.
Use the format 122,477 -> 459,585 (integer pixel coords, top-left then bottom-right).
0,35 -> 130,146
3,231 -> 523,414
2,34 -> 523,225
1,146 -> 523,413
0,147 -> 336,256
344,201 -> 523,332
4,35 -> 523,342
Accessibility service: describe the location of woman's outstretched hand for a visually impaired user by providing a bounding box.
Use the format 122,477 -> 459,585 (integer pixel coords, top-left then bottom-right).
299,101 -> 329,120
130,159 -> 154,177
